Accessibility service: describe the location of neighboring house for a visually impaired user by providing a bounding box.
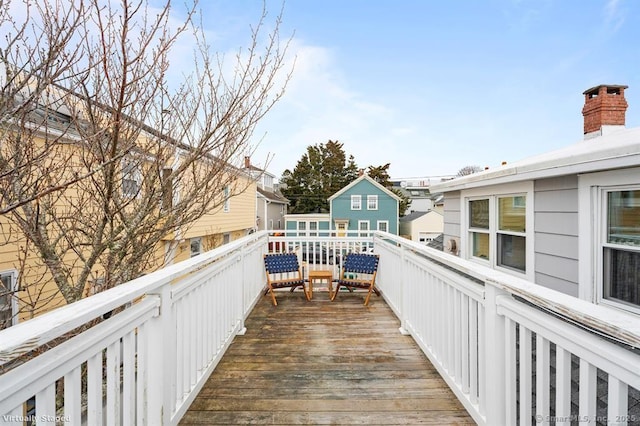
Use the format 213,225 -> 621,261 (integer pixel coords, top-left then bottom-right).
244,157 -> 289,231
0,87 -> 257,328
399,210 -> 444,244
164,177 -> 256,265
430,84 -> 640,317
285,173 -> 401,236
284,213 -> 331,236
393,185 -> 432,212
329,173 -> 401,235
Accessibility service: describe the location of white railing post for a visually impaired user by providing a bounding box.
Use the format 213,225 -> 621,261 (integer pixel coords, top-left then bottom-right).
483,284 -> 509,425
237,248 -> 247,335
398,243 -> 410,335
146,284 -> 175,424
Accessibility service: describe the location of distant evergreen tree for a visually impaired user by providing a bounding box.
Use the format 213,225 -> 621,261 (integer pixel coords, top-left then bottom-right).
281,140 -> 359,213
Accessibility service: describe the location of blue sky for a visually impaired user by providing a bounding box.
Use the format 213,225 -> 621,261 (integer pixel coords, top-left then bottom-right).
198,0 -> 640,179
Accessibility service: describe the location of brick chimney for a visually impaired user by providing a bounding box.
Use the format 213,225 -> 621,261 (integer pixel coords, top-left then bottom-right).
582,84 -> 628,138
244,156 -> 251,168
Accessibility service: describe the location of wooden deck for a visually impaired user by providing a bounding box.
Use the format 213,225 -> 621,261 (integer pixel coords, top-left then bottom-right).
180,290 -> 475,425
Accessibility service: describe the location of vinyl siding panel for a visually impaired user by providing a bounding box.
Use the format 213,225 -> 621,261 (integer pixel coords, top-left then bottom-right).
442,191 -> 461,249
533,177 -> 579,294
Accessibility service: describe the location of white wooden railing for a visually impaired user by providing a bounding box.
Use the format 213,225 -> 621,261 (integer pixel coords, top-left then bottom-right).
0,233 -> 267,425
374,232 -> 640,426
1,230 -> 639,425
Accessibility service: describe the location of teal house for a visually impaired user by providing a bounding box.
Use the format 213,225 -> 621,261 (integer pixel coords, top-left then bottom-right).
285,174 -> 400,236
328,174 -> 400,235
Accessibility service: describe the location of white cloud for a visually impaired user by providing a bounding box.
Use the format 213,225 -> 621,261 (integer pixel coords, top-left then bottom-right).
251,38 -> 415,177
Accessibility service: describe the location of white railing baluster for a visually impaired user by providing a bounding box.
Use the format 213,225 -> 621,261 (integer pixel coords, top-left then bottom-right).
478,303 -> 486,417
36,383 -> 56,426
607,376 -> 628,426
536,334 -> 550,424
136,322 -> 148,426
106,340 -> 121,426
555,347 -> 572,426
454,289 -> 461,384
469,299 -> 478,405
87,352 -> 103,425
64,367 -> 81,426
461,294 -> 470,395
122,330 -> 136,426
579,359 -> 597,425
505,317 -> 517,426
520,326 -> 532,425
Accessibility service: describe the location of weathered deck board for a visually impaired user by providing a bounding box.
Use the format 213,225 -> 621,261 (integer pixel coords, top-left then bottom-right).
180,290 -> 475,425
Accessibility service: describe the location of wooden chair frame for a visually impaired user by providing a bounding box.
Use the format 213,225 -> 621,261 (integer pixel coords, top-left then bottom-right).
331,253 -> 380,306
263,253 -> 310,306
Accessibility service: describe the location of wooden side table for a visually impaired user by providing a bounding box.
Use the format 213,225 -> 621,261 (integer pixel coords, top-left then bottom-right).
307,269 -> 334,299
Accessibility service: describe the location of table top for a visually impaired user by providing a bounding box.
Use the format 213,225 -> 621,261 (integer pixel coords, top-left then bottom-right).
308,269 -> 333,279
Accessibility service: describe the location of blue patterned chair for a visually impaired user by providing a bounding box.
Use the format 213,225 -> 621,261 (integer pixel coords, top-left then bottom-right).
331,253 -> 380,306
263,253 -> 310,306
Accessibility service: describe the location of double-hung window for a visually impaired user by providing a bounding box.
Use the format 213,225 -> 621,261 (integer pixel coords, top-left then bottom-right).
351,195 -> 362,210
603,189 -> 640,309
367,195 -> 378,210
579,169 -> 640,314
464,183 -> 532,277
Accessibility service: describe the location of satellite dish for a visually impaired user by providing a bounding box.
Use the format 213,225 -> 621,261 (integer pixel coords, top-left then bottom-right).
400,181 -> 407,188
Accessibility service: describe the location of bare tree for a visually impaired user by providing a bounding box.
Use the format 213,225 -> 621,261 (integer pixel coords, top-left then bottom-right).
456,165 -> 483,177
0,0 -> 291,315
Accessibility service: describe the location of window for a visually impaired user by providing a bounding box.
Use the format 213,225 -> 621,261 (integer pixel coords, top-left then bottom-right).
223,233 -> 231,245
1,271 -> 18,330
223,186 -> 230,212
298,221 -> 306,237
190,237 -> 202,257
469,199 -> 490,260
602,189 -> 640,310
463,183 -> 532,277
497,196 -> 526,272
358,220 -> 370,237
579,169 -> 640,313
367,195 -> 378,210
351,195 -> 362,210
309,221 -> 318,236
377,220 -> 388,233
122,159 -> 141,198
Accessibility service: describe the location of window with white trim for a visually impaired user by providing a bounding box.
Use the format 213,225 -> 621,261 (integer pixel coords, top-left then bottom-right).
358,220 -> 370,237
602,188 -> 640,311
367,195 -> 378,210
579,169 -> 640,314
298,221 -> 306,237
351,195 -> 361,210
377,220 -> 388,233
309,221 -> 318,236
463,183 -> 532,277
0,271 -> 18,330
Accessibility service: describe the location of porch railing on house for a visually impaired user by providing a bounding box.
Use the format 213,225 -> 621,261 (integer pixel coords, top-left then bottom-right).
1,231 -> 639,425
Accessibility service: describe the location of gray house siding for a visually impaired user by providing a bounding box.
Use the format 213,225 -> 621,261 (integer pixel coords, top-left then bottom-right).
533,176 -> 579,296
442,191 -> 461,250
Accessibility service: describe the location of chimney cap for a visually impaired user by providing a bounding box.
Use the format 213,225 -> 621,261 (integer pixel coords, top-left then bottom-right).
583,84 -> 628,95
